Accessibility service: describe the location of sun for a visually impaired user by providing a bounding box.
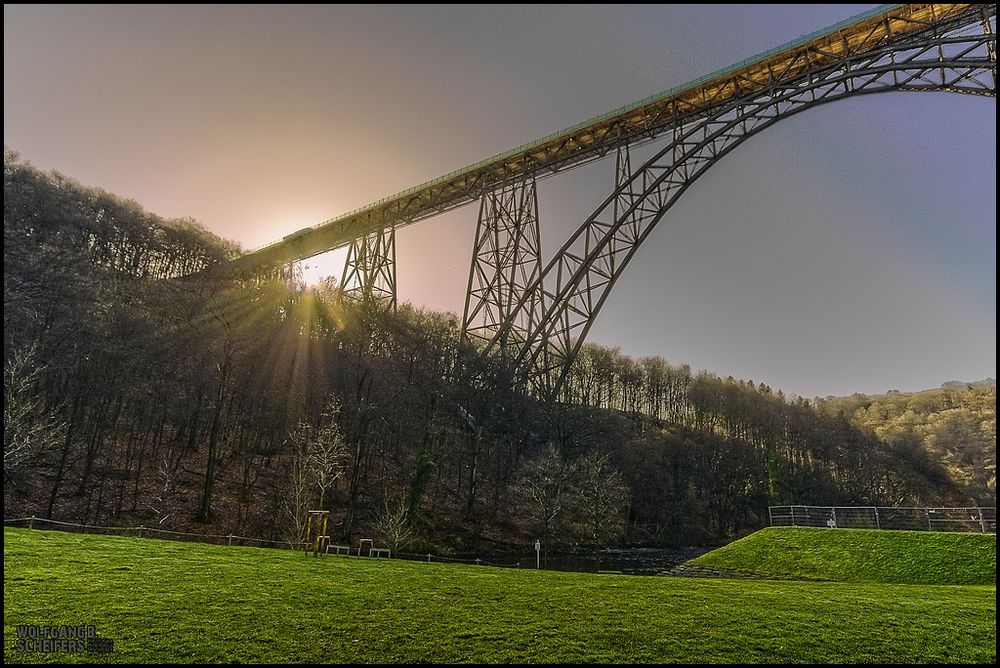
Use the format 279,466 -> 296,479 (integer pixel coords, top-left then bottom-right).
298,247 -> 349,287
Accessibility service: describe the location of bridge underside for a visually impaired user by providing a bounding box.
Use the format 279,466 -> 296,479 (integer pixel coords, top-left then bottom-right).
487,6 -> 996,398
228,4 -> 995,399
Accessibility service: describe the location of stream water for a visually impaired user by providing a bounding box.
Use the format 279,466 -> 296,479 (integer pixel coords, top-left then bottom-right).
449,546 -> 719,575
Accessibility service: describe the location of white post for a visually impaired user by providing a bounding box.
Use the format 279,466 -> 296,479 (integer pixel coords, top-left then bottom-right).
535,540 -> 541,569
873,507 -> 881,530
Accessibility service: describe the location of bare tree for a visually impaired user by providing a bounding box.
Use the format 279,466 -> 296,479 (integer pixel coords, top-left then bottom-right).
285,434 -> 313,548
372,499 -> 413,553
512,444 -> 577,565
309,399 -> 347,509
144,456 -> 180,527
4,346 -> 64,473
284,397 -> 348,547
574,452 -> 630,563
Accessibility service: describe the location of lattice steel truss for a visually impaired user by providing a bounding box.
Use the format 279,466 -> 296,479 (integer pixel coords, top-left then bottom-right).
230,6 -> 991,275
462,176 -> 544,358
484,6 -> 996,397
341,224 -> 397,308
221,5 -> 996,402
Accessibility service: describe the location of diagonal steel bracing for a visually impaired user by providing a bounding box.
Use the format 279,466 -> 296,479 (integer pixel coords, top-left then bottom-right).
215,5 -> 995,404
485,8 -> 996,397
341,224 -> 397,309
462,175 -> 544,358
229,5 -> 991,276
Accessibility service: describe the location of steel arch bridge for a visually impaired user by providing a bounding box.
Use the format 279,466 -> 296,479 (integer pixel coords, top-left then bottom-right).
228,3 -> 996,397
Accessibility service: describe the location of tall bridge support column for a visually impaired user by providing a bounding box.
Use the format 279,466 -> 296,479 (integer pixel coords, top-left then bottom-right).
462,174 -> 544,360
525,143 -> 637,394
341,224 -> 397,309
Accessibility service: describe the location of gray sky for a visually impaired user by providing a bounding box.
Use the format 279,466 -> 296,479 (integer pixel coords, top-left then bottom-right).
4,4 -> 995,399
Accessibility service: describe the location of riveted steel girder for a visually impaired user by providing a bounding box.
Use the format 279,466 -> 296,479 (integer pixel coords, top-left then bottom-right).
228,5 -> 991,276
487,9 -> 996,397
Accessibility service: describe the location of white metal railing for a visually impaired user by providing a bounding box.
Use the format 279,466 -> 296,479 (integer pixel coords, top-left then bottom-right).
768,505 -> 996,533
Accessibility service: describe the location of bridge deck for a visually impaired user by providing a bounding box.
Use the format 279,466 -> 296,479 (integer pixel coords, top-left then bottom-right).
231,3 -> 985,272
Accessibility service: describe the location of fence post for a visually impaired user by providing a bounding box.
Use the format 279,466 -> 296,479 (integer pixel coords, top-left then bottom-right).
427,554 -> 432,563
977,508 -> 986,534
228,534 -> 234,547
28,516 -> 35,530
926,510 -> 932,531
873,507 -> 881,530
138,525 -> 144,538
768,506 -> 773,527
475,558 -> 482,566
832,507 -> 837,529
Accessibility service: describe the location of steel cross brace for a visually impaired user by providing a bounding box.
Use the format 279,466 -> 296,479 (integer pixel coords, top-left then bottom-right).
462,174 -> 545,359
341,222 -> 397,309
482,11 -> 996,398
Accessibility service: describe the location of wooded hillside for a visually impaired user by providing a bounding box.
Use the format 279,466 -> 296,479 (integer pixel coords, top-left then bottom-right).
4,150 -> 984,551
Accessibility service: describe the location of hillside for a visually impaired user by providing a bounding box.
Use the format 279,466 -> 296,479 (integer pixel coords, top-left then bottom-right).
818,385 -> 996,503
1,150 -> 980,553
4,528 -> 996,664
688,527 -> 996,585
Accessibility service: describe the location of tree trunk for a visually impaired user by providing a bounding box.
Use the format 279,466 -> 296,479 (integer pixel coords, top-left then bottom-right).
197,361 -> 229,522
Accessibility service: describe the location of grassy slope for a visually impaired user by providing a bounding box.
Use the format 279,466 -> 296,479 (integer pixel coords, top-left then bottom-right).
689,527 -> 996,585
3,528 -> 995,664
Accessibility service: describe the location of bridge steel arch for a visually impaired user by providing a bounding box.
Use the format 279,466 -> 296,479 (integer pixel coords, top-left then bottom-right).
217,5 -> 995,399
484,8 -> 996,397
230,5 -> 992,278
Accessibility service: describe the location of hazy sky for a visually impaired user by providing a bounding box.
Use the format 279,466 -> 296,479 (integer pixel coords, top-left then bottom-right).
4,4 -> 995,399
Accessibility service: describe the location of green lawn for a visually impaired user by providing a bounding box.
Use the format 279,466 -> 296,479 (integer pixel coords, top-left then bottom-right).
689,526 -> 996,585
3,527 -> 995,664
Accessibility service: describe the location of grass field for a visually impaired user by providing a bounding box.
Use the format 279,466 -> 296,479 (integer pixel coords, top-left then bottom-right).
689,526 -> 996,585
3,527 -> 996,664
